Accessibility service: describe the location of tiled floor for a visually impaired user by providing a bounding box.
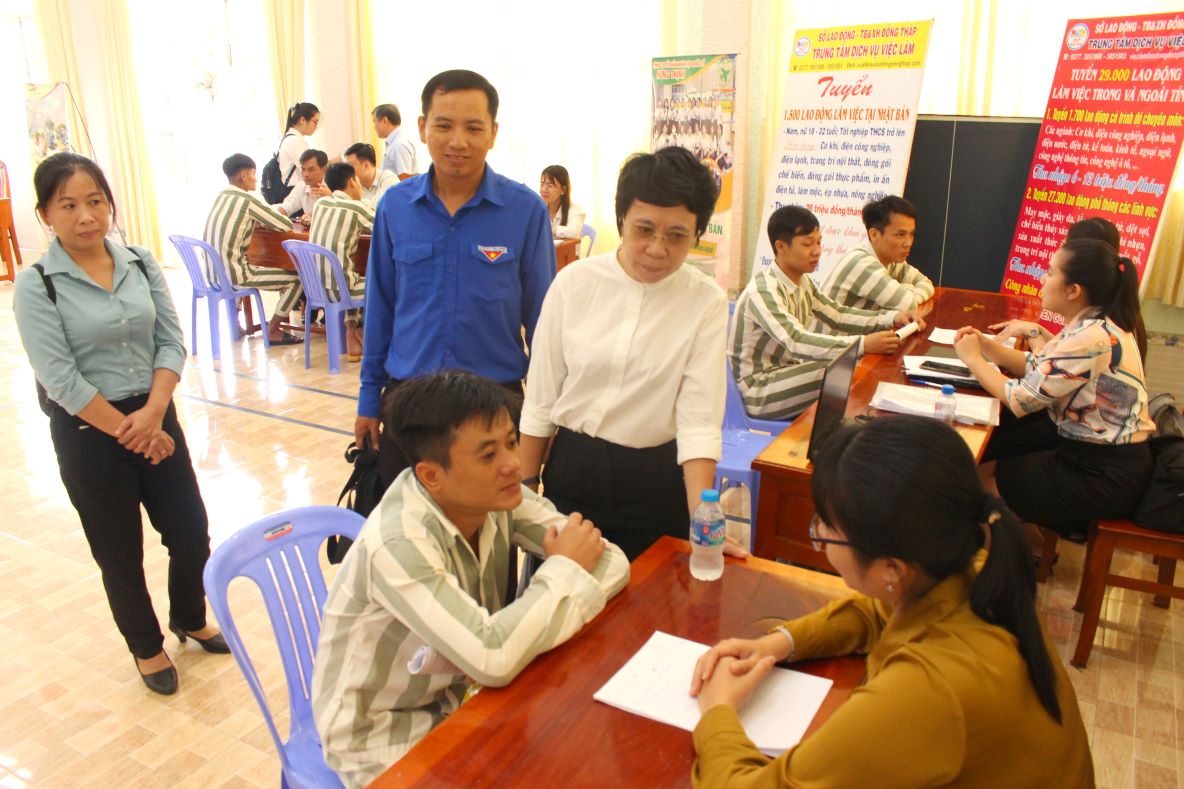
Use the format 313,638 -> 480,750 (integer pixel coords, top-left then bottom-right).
0,268 -> 1181,788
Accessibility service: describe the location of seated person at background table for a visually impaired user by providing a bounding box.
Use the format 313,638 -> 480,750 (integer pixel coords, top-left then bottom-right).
729,205 -> 923,420
312,371 -> 629,788
309,162 -> 375,361
990,216 -> 1147,361
373,102 -> 418,180
520,147 -> 743,562
275,149 -> 330,226
204,153 -> 302,344
689,416 -> 1093,788
821,195 -> 934,313
953,238 -> 1154,540
343,142 -> 399,210
538,164 -> 586,240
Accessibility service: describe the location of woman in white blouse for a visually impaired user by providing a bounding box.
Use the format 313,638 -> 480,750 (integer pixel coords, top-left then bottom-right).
277,102 -> 320,194
521,147 -> 732,560
538,165 -> 586,241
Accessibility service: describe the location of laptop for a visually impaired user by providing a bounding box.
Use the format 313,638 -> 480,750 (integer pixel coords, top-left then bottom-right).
806,340 -> 861,462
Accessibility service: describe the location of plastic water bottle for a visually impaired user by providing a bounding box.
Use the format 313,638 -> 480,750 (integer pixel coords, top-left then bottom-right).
690,489 -> 725,581
934,384 -> 958,424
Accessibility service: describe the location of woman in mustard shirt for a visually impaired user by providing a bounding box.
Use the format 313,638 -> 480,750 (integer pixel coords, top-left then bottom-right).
689,416 -> 1092,787
14,153 -> 226,696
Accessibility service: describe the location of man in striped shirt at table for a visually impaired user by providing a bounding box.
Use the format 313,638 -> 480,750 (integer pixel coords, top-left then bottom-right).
203,153 -> 303,344
309,162 -> 374,360
820,194 -> 935,312
312,372 -> 629,788
729,205 -> 922,421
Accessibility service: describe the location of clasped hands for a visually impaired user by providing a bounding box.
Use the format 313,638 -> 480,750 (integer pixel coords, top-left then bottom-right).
689,635 -> 786,714
115,405 -> 174,465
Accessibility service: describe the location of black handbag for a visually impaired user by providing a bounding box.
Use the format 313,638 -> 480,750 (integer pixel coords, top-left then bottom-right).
329,436 -> 385,563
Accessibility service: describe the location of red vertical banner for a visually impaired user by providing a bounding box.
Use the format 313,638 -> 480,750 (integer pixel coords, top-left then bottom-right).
1002,12 -> 1184,327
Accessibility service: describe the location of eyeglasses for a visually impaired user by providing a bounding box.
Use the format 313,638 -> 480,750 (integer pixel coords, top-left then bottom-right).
624,221 -> 695,248
809,514 -> 851,552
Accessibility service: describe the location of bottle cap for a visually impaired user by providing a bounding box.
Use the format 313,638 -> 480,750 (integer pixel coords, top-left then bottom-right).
941,384 -> 956,395
700,489 -> 720,503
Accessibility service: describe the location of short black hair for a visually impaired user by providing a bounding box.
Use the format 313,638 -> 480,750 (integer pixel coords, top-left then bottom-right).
324,162 -> 355,192
299,149 -> 328,168
343,142 -> 376,166
33,152 -> 117,226
383,371 -> 520,469
862,195 -> 916,232
614,146 -> 718,237
285,102 -> 319,130
222,153 -> 255,180
372,103 -> 401,126
421,69 -> 499,122
767,205 -> 820,249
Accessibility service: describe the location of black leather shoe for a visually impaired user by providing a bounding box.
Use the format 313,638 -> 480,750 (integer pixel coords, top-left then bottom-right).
169,623 -> 231,654
136,656 -> 178,695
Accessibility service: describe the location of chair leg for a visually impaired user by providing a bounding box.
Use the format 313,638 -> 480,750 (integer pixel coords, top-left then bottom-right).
207,299 -> 222,360
1035,528 -> 1058,583
1071,533 -> 1116,669
225,298 -> 241,342
1152,556 -> 1176,609
254,292 -> 271,349
325,308 -> 342,374
1073,521 -> 1100,613
304,306 -> 312,370
190,295 -> 198,356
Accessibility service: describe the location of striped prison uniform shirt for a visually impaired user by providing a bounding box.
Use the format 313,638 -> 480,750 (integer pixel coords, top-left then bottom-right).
820,239 -> 935,313
308,191 -> 374,317
311,469 -> 630,788
203,185 -> 303,314
729,264 -> 896,420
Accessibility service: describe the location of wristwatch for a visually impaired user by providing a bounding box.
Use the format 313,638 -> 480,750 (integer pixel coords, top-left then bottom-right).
1025,328 -> 1041,339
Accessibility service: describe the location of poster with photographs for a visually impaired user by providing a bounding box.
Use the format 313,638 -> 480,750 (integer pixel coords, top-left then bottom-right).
26,82 -> 73,166
652,53 -> 737,290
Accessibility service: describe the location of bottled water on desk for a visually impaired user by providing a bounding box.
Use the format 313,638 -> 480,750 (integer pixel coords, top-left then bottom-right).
690,489 -> 725,581
934,384 -> 958,424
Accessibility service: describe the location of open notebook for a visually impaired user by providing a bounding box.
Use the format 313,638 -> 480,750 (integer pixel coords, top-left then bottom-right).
593,631 -> 833,756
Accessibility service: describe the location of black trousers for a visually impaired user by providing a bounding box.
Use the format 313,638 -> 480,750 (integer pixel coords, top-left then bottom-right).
542,428 -> 687,562
49,395 -> 211,659
377,377 -> 525,489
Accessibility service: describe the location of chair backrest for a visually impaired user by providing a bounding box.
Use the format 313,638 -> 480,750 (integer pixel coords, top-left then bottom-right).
580,223 -> 596,258
282,239 -> 358,309
723,359 -> 751,432
0,160 -> 9,199
169,234 -> 234,294
203,506 -> 365,768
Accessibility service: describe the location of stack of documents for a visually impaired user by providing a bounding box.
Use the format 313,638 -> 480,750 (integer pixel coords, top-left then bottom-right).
927,327 -> 1017,347
870,382 -> 1000,426
593,631 -> 833,756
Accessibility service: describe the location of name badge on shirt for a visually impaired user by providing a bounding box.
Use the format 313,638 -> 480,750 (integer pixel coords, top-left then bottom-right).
477,245 -> 508,263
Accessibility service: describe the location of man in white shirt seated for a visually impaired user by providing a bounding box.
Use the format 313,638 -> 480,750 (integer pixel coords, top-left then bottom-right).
372,103 -> 418,180
275,148 -> 330,226
312,371 -> 629,788
820,194 -> 935,312
343,142 -> 399,209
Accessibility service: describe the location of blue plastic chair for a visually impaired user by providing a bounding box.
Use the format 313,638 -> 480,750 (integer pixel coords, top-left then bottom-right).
281,240 -> 366,374
203,506 -> 365,789
579,223 -> 596,258
169,234 -> 271,360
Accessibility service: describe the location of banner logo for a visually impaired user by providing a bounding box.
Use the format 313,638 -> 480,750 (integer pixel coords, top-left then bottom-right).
794,36 -> 812,57
1065,23 -> 1089,51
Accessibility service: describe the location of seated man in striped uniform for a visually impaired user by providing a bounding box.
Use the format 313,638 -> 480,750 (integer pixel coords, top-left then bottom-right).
730,206 -> 923,420
312,371 -> 629,788
204,154 -> 302,344
309,162 -> 375,361
820,195 -> 935,312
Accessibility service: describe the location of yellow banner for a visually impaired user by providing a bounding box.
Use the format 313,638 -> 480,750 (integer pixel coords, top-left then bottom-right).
790,20 -> 932,72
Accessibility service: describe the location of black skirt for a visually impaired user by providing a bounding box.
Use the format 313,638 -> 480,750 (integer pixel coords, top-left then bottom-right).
542,428 -> 688,561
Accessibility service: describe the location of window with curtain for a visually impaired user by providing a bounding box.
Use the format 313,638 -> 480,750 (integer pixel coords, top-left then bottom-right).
125,0 -> 279,242
369,0 -> 663,247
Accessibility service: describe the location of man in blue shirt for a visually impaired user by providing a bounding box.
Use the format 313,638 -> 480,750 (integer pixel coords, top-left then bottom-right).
356,69 -> 556,486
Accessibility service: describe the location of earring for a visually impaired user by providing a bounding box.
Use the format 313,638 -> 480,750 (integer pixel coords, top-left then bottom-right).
886,582 -> 895,593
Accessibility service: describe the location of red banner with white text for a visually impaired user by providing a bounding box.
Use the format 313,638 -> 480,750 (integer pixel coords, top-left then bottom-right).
1002,12 -> 1184,326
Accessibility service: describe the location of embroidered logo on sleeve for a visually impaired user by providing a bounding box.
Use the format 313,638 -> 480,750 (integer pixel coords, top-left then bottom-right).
478,245 -> 508,262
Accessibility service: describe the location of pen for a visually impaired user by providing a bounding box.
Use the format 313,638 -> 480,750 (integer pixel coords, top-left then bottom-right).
908,378 -> 946,389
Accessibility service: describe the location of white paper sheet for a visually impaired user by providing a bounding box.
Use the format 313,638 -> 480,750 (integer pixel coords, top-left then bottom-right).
927,327 -> 1017,347
593,631 -> 833,756
870,382 -> 1000,426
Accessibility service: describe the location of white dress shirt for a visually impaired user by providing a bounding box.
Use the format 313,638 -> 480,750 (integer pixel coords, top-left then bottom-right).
361,168 -> 400,209
521,251 -> 727,464
383,127 -> 417,176
277,181 -> 320,218
550,202 -> 586,240
277,132 -> 310,187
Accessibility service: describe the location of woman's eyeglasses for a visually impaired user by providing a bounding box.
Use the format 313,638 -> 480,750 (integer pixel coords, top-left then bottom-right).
809,514 -> 851,552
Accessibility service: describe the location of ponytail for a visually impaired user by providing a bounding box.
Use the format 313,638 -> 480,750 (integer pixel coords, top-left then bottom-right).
1060,238 -> 1145,359
285,101 -> 320,131
1112,255 -> 1147,360
971,496 -> 1062,724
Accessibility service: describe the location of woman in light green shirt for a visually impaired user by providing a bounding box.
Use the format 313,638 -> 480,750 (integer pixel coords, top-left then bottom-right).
13,153 -> 227,696
689,416 -> 1093,788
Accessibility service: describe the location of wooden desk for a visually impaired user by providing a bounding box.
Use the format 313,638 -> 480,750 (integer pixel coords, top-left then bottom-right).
752,287 -> 1040,570
556,237 -> 579,272
0,197 -> 21,282
376,537 -> 863,788
247,226 -> 370,274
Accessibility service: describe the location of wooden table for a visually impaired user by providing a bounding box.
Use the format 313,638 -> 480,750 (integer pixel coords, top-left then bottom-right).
556,237 -> 579,272
247,226 -> 370,274
752,287 -> 1040,570
375,537 -> 863,788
